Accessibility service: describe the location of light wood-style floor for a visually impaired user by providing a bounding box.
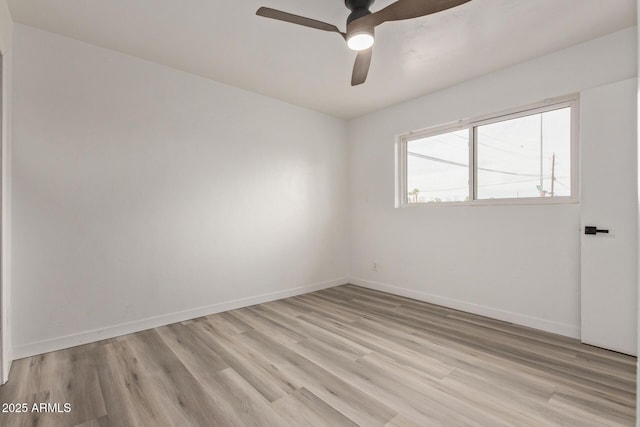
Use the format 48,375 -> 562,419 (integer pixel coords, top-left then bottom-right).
0,284 -> 636,426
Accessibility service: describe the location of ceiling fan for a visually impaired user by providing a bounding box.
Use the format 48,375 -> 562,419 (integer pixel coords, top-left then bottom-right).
256,0 -> 471,86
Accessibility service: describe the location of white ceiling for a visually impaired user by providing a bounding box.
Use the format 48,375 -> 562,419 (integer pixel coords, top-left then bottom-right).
7,0 -> 636,119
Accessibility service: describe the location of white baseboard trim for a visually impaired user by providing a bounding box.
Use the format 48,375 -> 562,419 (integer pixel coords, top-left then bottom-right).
349,277 -> 580,339
13,277 -> 347,359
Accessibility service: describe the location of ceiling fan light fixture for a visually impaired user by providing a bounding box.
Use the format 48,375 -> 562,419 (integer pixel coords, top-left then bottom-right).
347,31 -> 374,51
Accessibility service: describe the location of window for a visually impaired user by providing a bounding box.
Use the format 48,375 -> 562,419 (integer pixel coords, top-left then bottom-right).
398,96 -> 578,206
406,129 -> 470,203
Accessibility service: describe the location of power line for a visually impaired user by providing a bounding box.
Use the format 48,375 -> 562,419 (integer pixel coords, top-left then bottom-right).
408,151 -> 543,177
452,131 -> 541,160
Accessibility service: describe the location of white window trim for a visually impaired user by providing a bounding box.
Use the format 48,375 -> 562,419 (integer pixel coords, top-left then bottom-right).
396,94 -> 580,208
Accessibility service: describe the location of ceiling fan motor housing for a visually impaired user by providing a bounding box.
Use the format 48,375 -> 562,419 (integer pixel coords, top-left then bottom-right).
345,0 -> 374,24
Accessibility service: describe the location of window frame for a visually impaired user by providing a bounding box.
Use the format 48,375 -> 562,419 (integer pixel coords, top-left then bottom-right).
396,95 -> 580,207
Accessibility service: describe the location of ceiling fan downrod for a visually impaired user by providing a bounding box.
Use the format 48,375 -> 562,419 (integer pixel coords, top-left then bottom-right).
345,0 -> 374,24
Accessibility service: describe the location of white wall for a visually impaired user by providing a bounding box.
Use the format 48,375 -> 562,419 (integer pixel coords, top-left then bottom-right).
348,27 -> 638,338
11,24 -> 348,358
0,0 -> 11,383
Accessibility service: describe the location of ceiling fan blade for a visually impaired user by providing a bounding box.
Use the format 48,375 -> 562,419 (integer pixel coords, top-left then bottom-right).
351,48 -> 372,86
257,7 -> 345,38
364,0 -> 471,27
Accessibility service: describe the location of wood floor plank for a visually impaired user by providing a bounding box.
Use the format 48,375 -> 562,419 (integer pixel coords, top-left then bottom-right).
272,387 -> 358,427
201,311 -> 253,336
291,340 -> 492,426
155,322 -> 228,378
124,329 -> 234,427
297,312 -> 455,379
227,307 -> 306,346
354,352 -> 516,427
385,414 -> 440,427
285,295 -> 365,323
95,338 -> 175,427
548,385 -> 635,425
250,304 -> 372,360
196,368 -> 287,427
191,319 -> 302,402
0,284 -> 635,426
238,329 -> 398,426
74,415 -> 110,427
441,369 -> 604,427
47,346 -> 107,426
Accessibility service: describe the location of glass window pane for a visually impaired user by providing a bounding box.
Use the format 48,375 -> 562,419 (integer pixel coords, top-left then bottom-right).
406,129 -> 469,203
476,107 -> 571,200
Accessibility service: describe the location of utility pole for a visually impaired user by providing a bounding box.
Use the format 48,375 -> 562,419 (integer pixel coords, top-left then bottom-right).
539,114 -> 544,196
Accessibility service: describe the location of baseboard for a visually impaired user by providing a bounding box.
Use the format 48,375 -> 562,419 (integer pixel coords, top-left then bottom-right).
13,277 -> 347,359
349,277 -> 580,339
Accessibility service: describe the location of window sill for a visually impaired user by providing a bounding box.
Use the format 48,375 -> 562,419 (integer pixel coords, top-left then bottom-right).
398,196 -> 579,208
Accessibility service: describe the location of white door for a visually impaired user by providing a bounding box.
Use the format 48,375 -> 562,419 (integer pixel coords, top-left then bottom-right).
580,78 -> 637,355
